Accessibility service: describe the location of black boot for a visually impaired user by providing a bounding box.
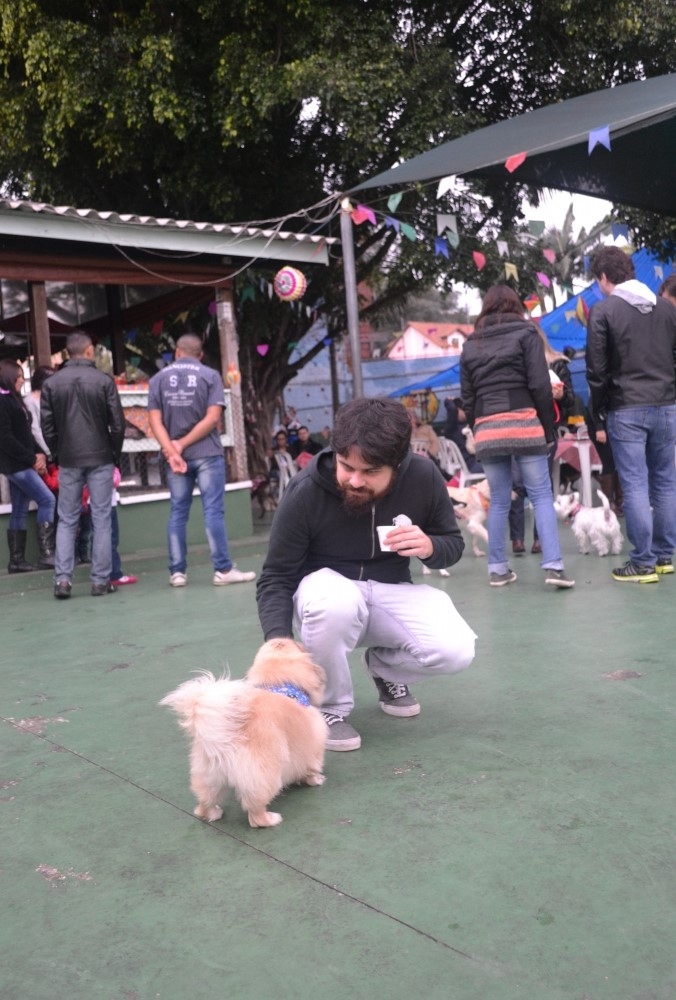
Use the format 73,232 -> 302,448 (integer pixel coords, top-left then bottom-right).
36,522 -> 56,569
6,529 -> 35,574
598,473 -> 615,507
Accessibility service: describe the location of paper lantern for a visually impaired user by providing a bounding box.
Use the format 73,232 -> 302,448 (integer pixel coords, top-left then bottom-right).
273,266 -> 307,302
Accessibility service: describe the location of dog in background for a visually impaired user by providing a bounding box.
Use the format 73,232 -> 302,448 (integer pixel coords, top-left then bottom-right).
160,638 -> 327,828
447,479 -> 491,556
554,489 -> 624,557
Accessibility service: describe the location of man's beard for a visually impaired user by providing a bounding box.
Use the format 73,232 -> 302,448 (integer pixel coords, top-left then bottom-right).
337,469 -> 397,518
339,485 -> 378,517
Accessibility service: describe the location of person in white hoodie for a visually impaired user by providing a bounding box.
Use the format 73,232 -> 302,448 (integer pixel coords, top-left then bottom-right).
586,247 -> 676,583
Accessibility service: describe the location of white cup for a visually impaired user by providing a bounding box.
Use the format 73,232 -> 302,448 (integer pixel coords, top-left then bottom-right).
377,525 -> 394,552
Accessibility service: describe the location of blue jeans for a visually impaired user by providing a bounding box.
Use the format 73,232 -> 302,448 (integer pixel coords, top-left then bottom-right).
607,405 -> 676,565
166,455 -> 232,575
55,465 -> 114,585
482,453 -> 564,574
7,468 -> 56,529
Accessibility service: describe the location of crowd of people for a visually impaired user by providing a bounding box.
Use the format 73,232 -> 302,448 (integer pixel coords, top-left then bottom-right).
2,249 -> 675,754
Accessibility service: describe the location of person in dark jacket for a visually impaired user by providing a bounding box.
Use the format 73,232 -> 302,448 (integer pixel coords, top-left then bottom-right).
41,331 -> 125,599
256,396 -> 477,752
0,360 -> 56,573
587,247 -> 676,583
460,285 -> 574,590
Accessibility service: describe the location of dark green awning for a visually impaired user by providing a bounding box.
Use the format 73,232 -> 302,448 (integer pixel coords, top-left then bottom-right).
353,74 -> 676,217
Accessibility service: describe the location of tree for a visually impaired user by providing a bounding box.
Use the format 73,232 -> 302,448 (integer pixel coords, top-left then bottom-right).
0,1 -> 674,471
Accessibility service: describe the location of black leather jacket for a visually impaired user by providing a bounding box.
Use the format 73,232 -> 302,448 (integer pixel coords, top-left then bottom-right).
586,293 -> 676,421
460,319 -> 556,443
40,359 -> 125,467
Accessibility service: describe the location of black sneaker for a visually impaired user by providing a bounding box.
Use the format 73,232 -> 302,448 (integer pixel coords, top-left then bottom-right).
489,570 -> 517,587
54,580 -> 72,600
656,559 -> 674,575
322,712 -> 362,751
91,582 -> 119,596
612,561 -> 659,583
372,677 -> 421,717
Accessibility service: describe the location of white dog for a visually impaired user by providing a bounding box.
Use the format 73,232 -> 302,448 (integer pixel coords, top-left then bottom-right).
554,489 -> 624,557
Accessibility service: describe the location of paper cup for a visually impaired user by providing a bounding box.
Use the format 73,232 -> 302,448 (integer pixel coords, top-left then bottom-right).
377,525 -> 394,552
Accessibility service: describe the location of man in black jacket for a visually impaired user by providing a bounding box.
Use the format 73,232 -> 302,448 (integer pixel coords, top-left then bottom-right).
41,331 -> 125,599
256,397 -> 476,751
587,247 -> 676,583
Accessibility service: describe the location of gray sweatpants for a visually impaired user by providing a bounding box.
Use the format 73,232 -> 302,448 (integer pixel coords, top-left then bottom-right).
293,568 -> 477,717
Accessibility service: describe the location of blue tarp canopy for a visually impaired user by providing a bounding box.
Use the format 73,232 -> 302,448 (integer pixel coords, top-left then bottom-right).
390,249 -> 673,401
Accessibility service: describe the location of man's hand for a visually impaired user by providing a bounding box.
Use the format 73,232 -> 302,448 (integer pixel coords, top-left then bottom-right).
33,454 -> 46,475
596,429 -> 607,444
167,452 -> 187,474
382,524 -> 434,560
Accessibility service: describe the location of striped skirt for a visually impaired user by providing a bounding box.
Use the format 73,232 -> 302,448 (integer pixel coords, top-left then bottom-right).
473,407 -> 547,460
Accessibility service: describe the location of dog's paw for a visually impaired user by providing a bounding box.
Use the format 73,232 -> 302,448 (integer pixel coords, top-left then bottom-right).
195,804 -> 223,822
248,810 -> 283,828
305,772 -> 326,786
439,568 -> 450,577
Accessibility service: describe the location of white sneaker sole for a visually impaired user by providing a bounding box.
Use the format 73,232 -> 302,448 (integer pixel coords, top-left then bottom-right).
380,701 -> 421,717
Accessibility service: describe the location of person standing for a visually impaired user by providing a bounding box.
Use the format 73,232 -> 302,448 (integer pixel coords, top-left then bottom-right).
460,285 -> 574,590
41,331 -> 125,598
147,333 -> 255,588
256,396 -> 476,752
0,360 -> 56,573
586,247 -> 676,583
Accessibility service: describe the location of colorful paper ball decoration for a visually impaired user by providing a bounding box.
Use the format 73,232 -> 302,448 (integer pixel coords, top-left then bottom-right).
273,266 -> 307,302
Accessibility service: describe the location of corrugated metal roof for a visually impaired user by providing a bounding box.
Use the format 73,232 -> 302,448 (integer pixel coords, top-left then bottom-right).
0,198 -> 335,265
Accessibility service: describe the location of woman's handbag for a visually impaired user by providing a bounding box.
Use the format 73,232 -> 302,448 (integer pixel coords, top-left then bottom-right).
472,407 -> 547,460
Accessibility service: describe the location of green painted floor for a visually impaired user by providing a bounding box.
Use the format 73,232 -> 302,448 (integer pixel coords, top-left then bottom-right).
2,520 -> 676,1000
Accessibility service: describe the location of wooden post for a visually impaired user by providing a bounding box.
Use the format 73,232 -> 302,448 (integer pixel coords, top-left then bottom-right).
216,286 -> 249,482
105,285 -> 126,375
28,281 -> 52,367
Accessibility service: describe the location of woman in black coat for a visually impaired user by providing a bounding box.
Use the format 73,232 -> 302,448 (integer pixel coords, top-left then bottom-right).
0,359 -> 56,572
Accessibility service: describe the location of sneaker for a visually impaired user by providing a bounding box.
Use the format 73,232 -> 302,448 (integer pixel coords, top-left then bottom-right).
322,712 -> 362,751
54,579 -> 72,600
213,566 -> 256,586
512,540 -> 525,555
656,559 -> 674,575
169,572 -> 187,587
372,677 -> 421,717
111,575 -> 138,586
91,582 -> 118,596
612,561 -> 659,584
489,570 -> 517,587
531,540 -> 542,554
544,569 -> 575,589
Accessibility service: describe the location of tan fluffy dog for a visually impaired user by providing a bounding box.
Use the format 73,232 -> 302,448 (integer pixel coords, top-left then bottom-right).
160,639 -> 327,828
447,479 -> 491,556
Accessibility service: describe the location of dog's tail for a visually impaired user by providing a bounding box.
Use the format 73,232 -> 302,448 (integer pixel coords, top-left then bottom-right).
596,489 -> 613,522
159,671 -> 246,737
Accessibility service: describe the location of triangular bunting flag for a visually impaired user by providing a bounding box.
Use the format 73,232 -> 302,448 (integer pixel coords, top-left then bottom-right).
536,272 -> 551,288
588,125 -> 611,155
611,223 -> 629,240
437,213 -> 457,236
524,295 -> 540,313
496,240 -> 509,258
434,237 -> 450,258
387,192 -> 403,213
446,229 -> 460,249
352,204 -> 376,225
400,222 -> 417,241
436,176 -> 456,198
472,251 -> 486,270
240,285 -> 255,304
564,310 -> 576,322
505,151 -> 527,173
528,220 -> 545,237
543,249 -> 556,264
505,262 -> 519,282
655,266 -> 664,280
384,216 -> 400,232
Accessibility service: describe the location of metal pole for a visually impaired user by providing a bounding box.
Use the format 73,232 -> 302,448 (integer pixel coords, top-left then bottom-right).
339,199 -> 364,398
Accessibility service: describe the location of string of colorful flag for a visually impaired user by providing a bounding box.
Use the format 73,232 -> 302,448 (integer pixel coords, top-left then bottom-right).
345,122 -> 632,295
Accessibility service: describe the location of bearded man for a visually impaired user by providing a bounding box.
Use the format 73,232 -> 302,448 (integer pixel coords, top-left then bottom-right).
256,396 -> 476,751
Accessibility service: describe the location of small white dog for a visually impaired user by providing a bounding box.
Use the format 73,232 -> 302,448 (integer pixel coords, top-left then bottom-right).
554,489 -> 624,557
160,638 -> 327,828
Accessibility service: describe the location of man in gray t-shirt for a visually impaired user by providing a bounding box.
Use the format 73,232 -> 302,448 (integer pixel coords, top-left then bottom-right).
148,333 -> 255,589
